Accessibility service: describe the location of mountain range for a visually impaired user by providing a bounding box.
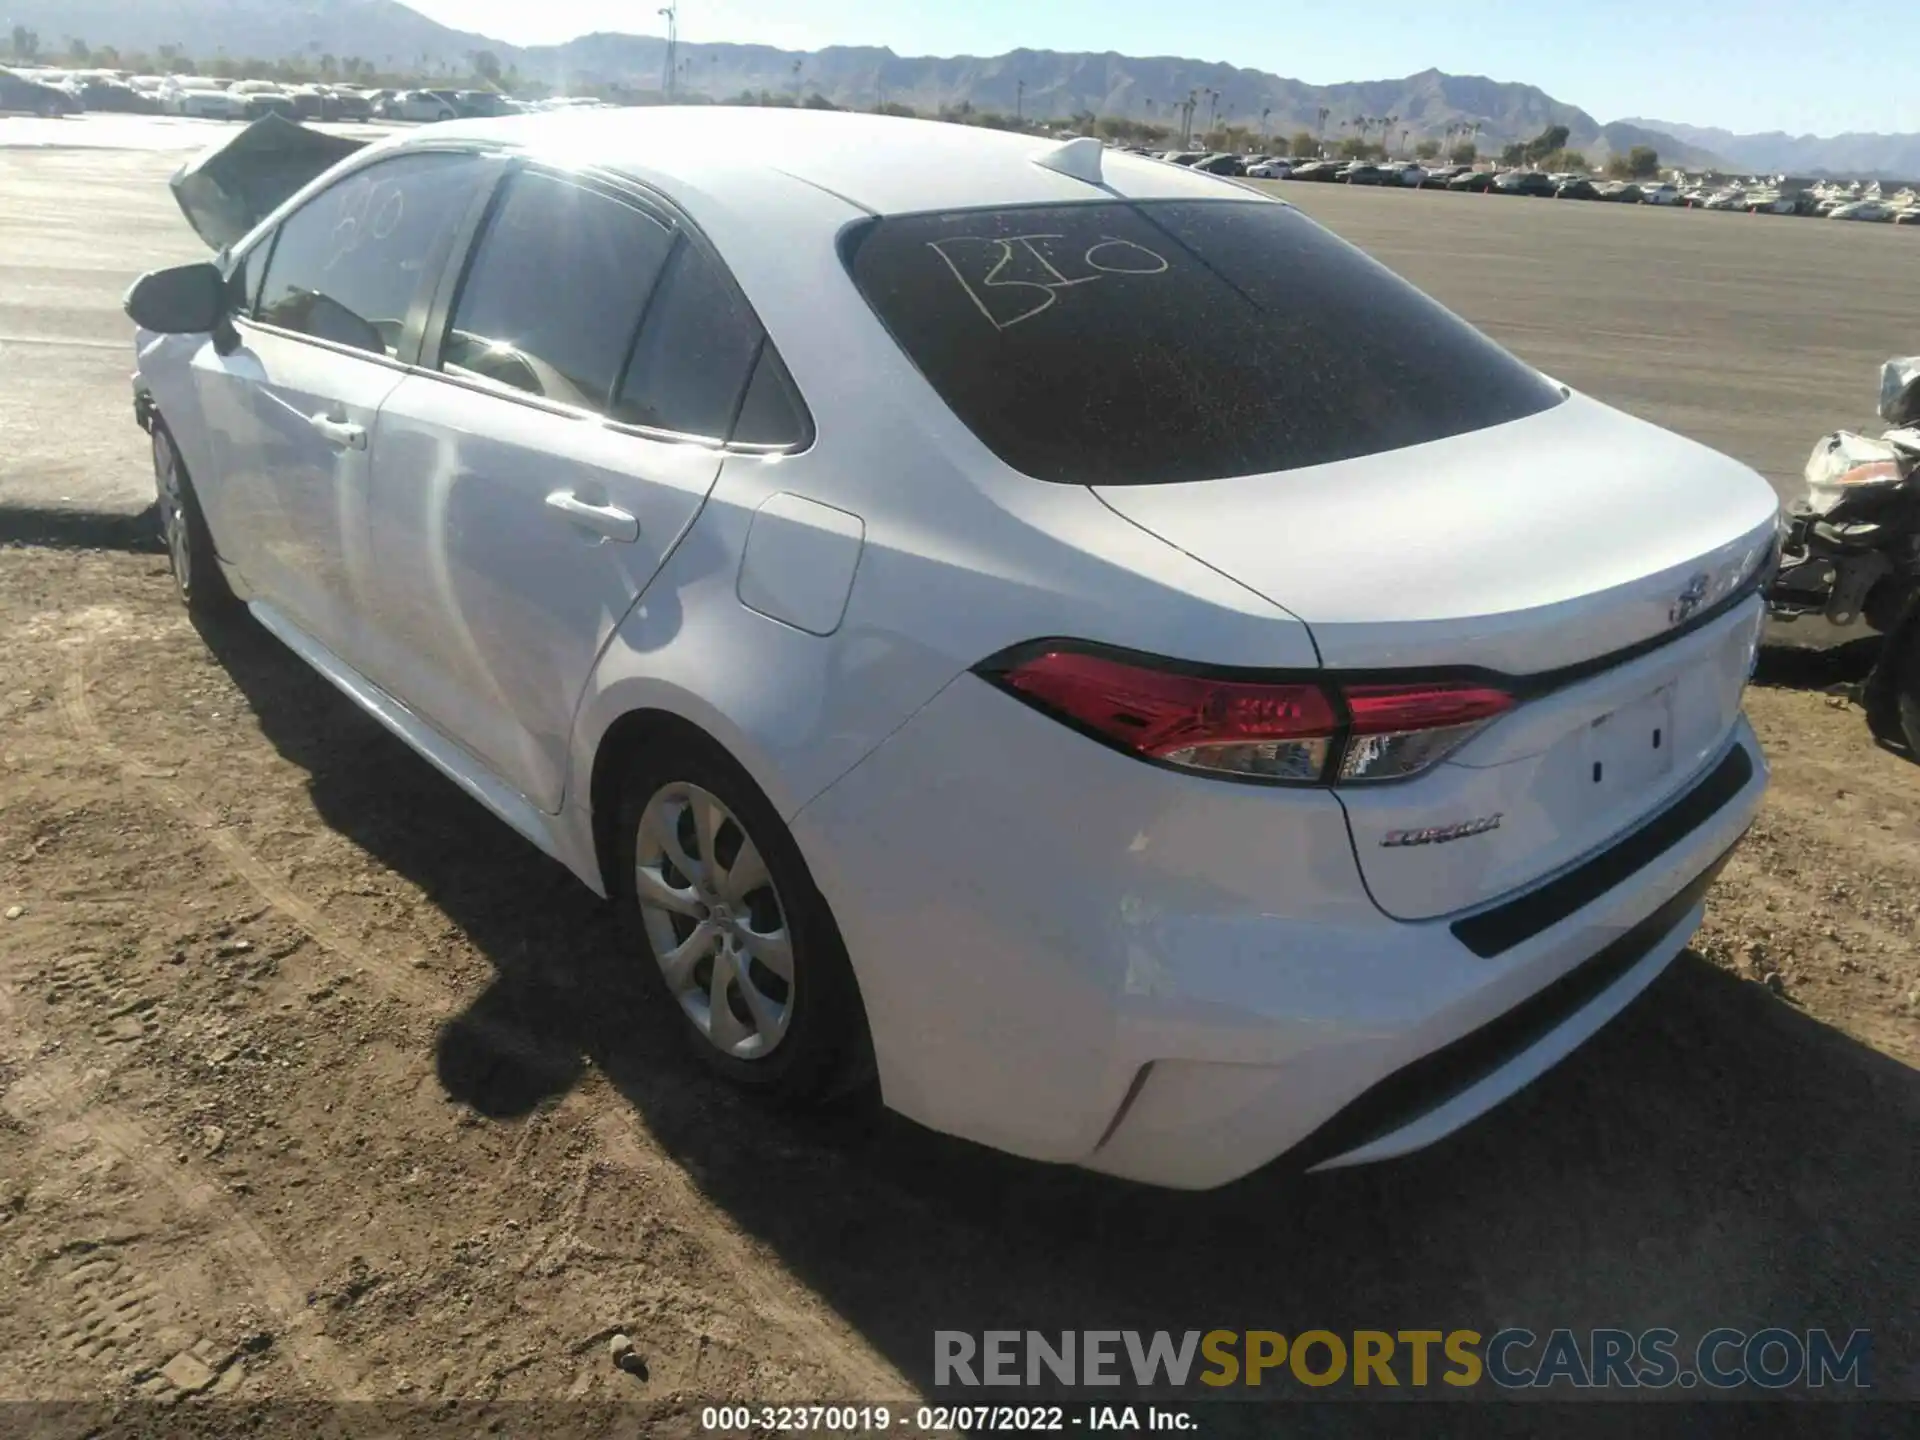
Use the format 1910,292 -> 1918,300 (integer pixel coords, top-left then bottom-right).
8,0 -> 1917,176
1618,119 -> 1920,181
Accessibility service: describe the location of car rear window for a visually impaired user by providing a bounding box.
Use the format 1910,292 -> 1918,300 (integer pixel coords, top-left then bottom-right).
843,199 -> 1564,485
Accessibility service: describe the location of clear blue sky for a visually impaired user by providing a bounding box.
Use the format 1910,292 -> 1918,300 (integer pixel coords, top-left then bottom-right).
405,0 -> 1913,136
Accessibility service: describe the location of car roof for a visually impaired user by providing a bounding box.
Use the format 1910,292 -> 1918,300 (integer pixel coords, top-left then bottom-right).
403,106 -> 1260,218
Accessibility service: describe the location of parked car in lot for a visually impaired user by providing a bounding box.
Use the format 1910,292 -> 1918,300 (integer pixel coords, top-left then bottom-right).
387,90 -> 461,122
1388,162 -> 1429,186
1598,181 -> 1644,203
230,81 -> 299,120
454,90 -> 519,118
1246,158 -> 1292,179
1193,153 -> 1247,176
1831,199 -> 1893,222
1286,159 -> 1344,182
1556,177 -> 1603,200
1339,161 -> 1387,184
1640,182 -> 1681,205
0,66 -> 80,115
1496,170 -> 1556,197
1448,169 -> 1500,192
127,111 -> 1777,1190
324,87 -> 375,121
79,75 -> 159,113
165,80 -> 246,120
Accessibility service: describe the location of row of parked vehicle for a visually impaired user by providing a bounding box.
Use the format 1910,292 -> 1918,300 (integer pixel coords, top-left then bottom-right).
1145,147 -> 1920,222
1153,149 -> 1680,200
0,67 -> 545,125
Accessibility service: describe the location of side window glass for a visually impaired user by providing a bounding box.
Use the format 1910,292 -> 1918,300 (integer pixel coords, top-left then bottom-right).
256,152 -> 485,357
730,344 -> 810,448
441,171 -> 674,412
612,240 -> 762,439
225,238 -> 270,317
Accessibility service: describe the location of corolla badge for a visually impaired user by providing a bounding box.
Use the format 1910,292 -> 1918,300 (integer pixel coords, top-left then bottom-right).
1669,571 -> 1712,625
1381,814 -> 1503,848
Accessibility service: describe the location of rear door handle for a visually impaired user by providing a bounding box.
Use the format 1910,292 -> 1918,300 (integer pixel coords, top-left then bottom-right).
544,489 -> 640,543
308,412 -> 367,450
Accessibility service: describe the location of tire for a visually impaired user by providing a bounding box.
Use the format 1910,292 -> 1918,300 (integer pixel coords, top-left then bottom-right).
151,420 -> 234,616
1898,682 -> 1920,757
613,732 -> 871,1103
1863,622 -> 1920,756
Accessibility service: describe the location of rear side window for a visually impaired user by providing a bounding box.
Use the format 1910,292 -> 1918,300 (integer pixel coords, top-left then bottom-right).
442,170 -> 675,413
255,152 -> 485,357
845,199 -> 1564,485
730,346 -> 810,447
612,240 -> 762,438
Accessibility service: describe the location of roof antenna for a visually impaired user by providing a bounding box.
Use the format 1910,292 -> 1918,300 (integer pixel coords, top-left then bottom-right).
1032,135 -> 1104,185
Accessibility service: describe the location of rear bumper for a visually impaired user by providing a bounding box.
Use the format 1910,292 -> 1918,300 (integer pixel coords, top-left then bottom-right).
794,672 -> 1767,1190
1086,725 -> 1763,1188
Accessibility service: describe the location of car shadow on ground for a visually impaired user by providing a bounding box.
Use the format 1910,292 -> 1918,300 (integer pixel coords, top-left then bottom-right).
192,606 -> 1920,1412
0,502 -> 162,552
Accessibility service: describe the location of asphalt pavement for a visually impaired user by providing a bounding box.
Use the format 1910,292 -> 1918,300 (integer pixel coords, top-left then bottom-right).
4,117 -> 1918,520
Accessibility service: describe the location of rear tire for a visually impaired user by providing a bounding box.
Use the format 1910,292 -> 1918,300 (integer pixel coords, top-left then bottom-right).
152,421 -> 234,617
613,731 -> 871,1103
1863,625 -> 1920,757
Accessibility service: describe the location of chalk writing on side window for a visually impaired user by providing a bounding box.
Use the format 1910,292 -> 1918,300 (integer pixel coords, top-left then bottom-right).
323,175 -> 407,274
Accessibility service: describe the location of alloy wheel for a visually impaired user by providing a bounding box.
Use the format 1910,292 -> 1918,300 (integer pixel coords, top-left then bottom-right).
153,429 -> 191,596
633,782 -> 795,1059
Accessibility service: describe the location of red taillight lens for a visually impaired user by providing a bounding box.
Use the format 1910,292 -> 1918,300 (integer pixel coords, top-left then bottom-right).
995,650 -> 1339,781
1338,683 -> 1515,782
985,648 -> 1514,785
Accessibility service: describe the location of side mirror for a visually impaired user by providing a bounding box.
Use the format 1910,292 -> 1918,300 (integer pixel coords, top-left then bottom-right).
124,261 -> 228,335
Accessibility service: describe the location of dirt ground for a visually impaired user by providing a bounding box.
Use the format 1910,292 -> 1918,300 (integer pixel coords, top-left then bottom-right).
1,134 -> 1917,1433
2,521 -> 1917,1430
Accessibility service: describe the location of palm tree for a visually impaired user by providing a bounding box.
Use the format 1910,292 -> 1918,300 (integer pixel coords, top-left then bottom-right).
1316,105 -> 1329,142
1260,105 -> 1271,145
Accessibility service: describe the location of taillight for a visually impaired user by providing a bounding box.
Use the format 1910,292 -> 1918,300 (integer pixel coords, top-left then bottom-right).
981,646 -> 1512,785
1339,684 -> 1515,782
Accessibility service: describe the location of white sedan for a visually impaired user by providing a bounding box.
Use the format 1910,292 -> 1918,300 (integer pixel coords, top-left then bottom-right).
165,82 -> 244,120
126,109 -> 1776,1189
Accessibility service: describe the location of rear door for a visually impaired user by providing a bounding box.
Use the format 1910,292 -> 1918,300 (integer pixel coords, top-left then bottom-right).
363,167 -> 777,812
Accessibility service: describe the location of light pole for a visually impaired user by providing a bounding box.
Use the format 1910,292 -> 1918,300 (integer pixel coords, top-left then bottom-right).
657,4 -> 676,99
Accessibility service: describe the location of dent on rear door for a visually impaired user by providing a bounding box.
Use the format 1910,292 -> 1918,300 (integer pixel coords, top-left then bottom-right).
362,376 -> 724,814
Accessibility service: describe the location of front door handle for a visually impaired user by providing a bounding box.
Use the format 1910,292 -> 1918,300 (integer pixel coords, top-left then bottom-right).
308,411 -> 367,450
544,489 -> 640,543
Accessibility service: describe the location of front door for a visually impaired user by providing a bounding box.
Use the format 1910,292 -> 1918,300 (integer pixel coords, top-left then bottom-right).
194,149 -> 493,661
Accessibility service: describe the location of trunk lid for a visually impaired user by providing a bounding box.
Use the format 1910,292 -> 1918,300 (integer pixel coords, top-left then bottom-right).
1094,394 -> 1778,919
170,114 -> 369,252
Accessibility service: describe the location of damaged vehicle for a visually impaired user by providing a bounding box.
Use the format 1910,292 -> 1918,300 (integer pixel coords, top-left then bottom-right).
1766,356 -> 1920,753
126,111 -> 1777,1190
